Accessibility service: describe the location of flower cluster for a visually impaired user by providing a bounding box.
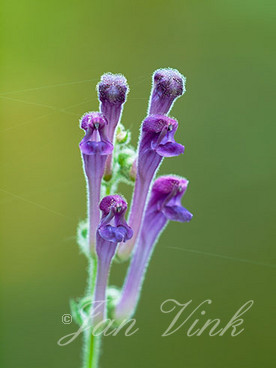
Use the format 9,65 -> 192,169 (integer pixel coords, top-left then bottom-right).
74,68 -> 192,368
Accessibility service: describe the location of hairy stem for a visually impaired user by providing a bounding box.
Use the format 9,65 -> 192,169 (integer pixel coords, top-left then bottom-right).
83,257 -> 101,368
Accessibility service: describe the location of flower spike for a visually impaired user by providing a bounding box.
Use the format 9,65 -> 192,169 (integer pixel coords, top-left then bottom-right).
148,68 -> 186,115
74,68 -> 192,368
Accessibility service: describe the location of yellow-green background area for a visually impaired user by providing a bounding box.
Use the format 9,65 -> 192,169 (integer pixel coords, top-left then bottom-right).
1,1 -> 275,367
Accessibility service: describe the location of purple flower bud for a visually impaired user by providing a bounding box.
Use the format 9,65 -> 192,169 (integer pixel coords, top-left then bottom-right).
117,115 -> 184,261
79,112 -> 113,254
97,73 -> 129,180
97,73 -> 129,141
148,68 -> 186,115
114,176 -> 192,322
92,196 -> 132,325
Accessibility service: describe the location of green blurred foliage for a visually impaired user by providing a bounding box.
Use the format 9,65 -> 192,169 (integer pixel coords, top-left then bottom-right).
1,0 -> 275,367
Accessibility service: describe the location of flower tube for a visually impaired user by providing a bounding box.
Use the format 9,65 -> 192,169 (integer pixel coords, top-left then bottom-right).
97,73 -> 129,180
114,176 -> 192,322
117,115 -> 185,261
148,68 -> 185,115
92,195 -> 133,326
79,112 -> 113,254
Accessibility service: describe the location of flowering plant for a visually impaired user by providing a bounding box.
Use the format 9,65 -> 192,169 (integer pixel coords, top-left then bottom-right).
71,68 -> 193,367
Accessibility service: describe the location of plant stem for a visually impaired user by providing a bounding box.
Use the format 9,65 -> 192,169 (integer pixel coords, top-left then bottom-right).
83,257 -> 101,368
87,333 -> 101,368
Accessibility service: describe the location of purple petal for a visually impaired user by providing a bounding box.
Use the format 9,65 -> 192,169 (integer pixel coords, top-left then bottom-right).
80,140 -> 113,155
117,224 -> 133,242
99,225 -> 129,243
155,142 -> 184,157
163,205 -> 193,222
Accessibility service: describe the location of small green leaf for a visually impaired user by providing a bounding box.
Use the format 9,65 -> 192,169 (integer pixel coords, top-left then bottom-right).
77,220 -> 89,256
106,286 -> 121,319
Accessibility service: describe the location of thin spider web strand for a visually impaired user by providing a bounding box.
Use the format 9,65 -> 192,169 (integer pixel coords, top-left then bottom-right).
166,246 -> 276,269
0,78 -> 97,96
0,188 -> 72,219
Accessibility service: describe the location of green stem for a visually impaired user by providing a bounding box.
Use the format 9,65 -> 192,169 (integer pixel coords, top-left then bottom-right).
105,183 -> 112,196
87,333 -> 101,368
83,257 -> 102,368
87,257 -> 97,296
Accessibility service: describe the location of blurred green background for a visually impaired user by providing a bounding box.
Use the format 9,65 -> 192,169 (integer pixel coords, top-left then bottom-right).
1,0 -> 275,367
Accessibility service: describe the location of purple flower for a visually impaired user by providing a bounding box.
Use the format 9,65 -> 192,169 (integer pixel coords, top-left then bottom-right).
98,195 -> 133,243
117,115 -> 184,261
80,112 -> 113,156
140,114 -> 185,167
92,195 -> 132,325
97,73 -> 129,179
146,176 -> 192,223
114,176 -> 192,322
79,112 -> 113,254
148,68 -> 185,115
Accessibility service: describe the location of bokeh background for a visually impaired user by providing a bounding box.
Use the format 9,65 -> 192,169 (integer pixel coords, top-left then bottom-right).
1,1 -> 275,367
